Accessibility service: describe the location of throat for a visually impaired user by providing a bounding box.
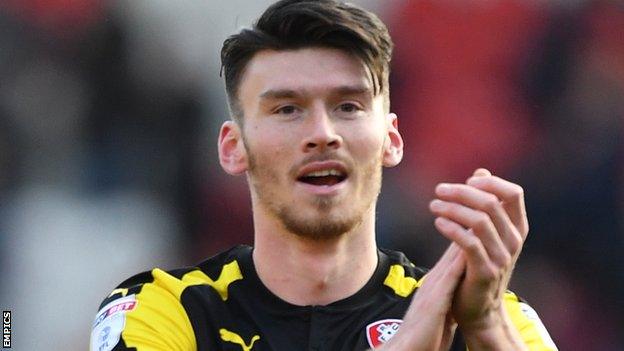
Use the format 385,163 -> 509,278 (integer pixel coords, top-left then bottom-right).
253,242 -> 378,306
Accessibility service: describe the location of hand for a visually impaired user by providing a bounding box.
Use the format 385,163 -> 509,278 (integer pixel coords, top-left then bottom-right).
378,244 -> 465,351
429,169 -> 529,348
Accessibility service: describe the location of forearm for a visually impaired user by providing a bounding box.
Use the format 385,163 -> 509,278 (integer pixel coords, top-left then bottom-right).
374,315 -> 457,351
373,331 -> 414,351
373,328 -> 444,351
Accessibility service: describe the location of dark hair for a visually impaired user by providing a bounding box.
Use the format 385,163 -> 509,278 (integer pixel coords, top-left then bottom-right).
220,0 -> 393,121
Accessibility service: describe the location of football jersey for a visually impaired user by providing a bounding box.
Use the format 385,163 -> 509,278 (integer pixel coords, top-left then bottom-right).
90,245 -> 557,351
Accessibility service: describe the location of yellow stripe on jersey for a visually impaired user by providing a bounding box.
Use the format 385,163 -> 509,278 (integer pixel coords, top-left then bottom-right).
121,260 -> 244,350
181,260 -> 243,301
120,270 -> 198,351
383,264 -> 423,297
504,292 -> 558,351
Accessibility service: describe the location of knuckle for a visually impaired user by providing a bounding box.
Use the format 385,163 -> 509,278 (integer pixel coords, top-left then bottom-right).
508,232 -> 523,253
465,237 -> 481,253
472,213 -> 491,231
507,241 -> 520,256
511,185 -> 524,200
445,204 -> 461,217
450,225 -> 465,238
483,196 -> 500,212
446,186 -> 461,198
479,265 -> 497,282
499,251 -> 512,268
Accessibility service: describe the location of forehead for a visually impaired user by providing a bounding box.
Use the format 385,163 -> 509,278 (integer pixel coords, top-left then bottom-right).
239,47 -> 373,100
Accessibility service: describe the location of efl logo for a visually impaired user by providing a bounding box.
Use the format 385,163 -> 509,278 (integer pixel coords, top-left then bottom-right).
3,310 -> 10,348
93,299 -> 138,328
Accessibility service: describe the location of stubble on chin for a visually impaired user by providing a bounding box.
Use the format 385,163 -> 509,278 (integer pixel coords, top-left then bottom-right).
247,149 -> 382,242
276,197 -> 363,241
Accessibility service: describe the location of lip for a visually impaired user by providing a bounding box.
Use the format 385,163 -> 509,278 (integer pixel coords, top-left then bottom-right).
296,161 -> 348,179
296,177 -> 348,196
295,160 -> 349,196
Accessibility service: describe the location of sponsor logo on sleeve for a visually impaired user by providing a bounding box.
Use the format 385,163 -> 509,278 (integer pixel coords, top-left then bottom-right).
366,319 -> 402,349
90,295 -> 137,351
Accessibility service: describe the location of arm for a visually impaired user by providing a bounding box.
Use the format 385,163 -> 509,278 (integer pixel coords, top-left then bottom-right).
90,269 -> 197,351
429,169 -> 555,350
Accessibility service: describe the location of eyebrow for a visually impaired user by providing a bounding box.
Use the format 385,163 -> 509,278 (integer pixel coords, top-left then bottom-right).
259,89 -> 299,100
259,85 -> 372,100
333,85 -> 372,97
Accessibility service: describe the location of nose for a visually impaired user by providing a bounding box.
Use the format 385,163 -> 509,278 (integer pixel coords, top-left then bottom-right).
301,106 -> 343,152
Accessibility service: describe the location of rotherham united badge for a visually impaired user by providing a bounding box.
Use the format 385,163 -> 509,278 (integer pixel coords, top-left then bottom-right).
365,319 -> 402,349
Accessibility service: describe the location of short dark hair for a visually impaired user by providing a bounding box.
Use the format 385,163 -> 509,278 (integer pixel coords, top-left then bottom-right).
220,0 -> 393,121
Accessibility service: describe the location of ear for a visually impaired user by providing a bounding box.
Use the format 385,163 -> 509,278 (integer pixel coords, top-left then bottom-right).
382,113 -> 404,168
218,120 -> 248,175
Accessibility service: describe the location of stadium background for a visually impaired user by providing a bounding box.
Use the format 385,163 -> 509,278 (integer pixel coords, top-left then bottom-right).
0,0 -> 622,349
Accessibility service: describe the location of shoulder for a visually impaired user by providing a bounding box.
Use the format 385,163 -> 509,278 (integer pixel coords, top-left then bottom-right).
105,245 -> 250,303
90,267 -> 199,351
379,248 -> 428,298
90,245 -> 250,351
97,245 -> 248,305
503,291 -> 558,350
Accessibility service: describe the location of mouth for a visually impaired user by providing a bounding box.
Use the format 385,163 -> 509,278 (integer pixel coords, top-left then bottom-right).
297,169 -> 348,186
296,161 -> 349,188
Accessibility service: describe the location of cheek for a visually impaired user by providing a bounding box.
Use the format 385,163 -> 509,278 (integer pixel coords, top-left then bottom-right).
245,125 -> 294,169
345,128 -> 386,163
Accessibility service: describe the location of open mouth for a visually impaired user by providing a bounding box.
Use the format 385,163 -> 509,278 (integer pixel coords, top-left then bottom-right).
297,169 -> 347,186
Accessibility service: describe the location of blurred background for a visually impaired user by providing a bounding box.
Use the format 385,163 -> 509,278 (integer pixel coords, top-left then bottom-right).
0,0 -> 622,349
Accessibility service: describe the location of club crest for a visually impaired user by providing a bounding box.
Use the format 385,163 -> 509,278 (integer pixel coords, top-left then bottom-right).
365,319 -> 402,349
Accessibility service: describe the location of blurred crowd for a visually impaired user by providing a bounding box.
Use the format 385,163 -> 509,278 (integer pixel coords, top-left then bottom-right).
0,0 -> 622,350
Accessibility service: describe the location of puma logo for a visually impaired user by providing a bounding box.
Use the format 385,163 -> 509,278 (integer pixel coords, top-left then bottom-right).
219,328 -> 260,351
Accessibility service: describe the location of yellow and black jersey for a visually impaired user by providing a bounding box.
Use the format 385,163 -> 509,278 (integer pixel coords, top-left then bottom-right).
90,245 -> 557,351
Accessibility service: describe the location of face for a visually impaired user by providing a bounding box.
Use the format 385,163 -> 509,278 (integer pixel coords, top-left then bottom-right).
219,47 -> 403,240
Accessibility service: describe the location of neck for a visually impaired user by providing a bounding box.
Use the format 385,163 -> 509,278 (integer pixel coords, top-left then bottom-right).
252,206 -> 379,306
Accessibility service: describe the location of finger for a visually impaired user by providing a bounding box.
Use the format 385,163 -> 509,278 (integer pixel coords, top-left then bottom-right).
440,243 -> 465,280
428,244 -> 466,299
434,183 -> 522,259
430,199 -> 510,266
445,244 -> 466,281
466,175 -> 529,239
423,243 -> 462,286
466,168 -> 490,183
473,168 -> 491,177
433,217 -> 496,280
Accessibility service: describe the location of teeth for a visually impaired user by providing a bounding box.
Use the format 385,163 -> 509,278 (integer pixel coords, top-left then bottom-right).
304,169 -> 343,177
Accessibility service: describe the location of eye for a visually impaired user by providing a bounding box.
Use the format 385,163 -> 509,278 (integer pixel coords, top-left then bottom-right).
338,103 -> 359,113
338,102 -> 362,114
275,105 -> 298,115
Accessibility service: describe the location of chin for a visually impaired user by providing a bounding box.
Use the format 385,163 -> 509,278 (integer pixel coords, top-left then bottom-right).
287,219 -> 359,241
276,198 -> 367,241
278,206 -> 363,241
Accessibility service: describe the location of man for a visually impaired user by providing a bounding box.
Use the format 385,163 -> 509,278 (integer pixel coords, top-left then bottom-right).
90,0 -> 557,350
